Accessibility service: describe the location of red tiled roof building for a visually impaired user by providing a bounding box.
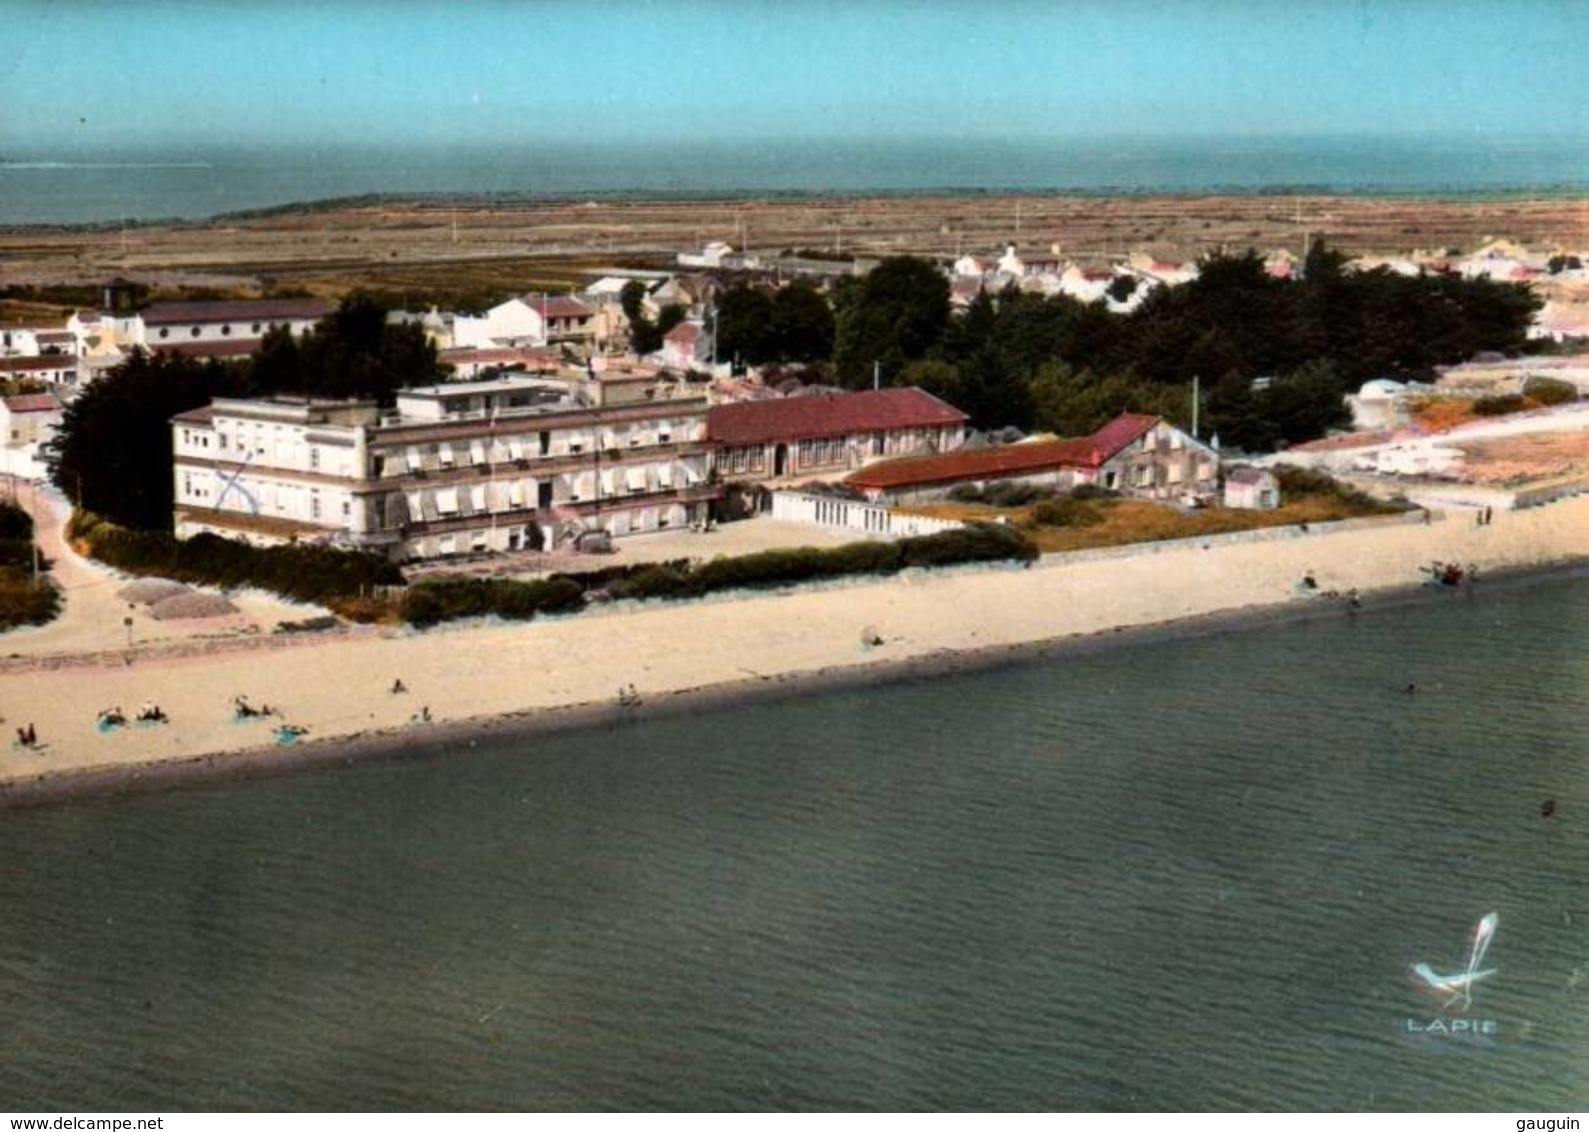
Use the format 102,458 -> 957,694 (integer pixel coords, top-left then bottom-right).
846,412 -> 1219,502
707,388 -> 969,480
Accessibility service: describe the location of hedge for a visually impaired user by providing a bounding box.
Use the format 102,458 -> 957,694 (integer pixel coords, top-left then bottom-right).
399,523 -> 1038,627
1028,499 -> 1105,528
72,512 -> 405,607
0,566 -> 59,630
402,576 -> 586,628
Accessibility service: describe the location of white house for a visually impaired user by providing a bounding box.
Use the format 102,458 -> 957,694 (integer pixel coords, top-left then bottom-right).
0,392 -> 63,480
1223,466 -> 1280,510
130,299 -> 333,350
1347,378 -> 1410,431
452,294 -> 595,350
997,245 -> 1067,279
0,355 -> 83,387
677,241 -> 735,269
660,321 -> 713,371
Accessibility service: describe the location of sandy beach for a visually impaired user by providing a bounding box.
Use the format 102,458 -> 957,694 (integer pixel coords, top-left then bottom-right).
2,492 -> 1587,805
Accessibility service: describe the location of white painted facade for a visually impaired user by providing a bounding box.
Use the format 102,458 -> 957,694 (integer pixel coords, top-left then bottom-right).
770,491 -> 965,539
172,376 -> 720,560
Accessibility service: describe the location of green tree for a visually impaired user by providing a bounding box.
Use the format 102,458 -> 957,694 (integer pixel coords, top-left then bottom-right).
715,285 -> 775,365
833,256 -> 949,386
51,350 -> 248,530
769,281 -> 835,363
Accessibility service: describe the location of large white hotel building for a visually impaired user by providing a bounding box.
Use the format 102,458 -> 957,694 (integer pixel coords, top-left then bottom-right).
172,374 -> 719,560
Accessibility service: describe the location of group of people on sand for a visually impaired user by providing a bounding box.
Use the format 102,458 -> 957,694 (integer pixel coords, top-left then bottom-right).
617,683 -> 643,708
392,678 -> 432,724
1296,573 -> 1362,608
1425,561 -> 1475,588
14,723 -> 38,749
232,695 -> 277,720
97,702 -> 168,730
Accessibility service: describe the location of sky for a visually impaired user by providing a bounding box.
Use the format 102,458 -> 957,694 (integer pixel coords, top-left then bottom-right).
4,0 -> 1587,152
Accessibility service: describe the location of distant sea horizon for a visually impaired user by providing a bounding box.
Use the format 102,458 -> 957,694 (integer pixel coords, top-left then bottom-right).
2,132 -> 1586,227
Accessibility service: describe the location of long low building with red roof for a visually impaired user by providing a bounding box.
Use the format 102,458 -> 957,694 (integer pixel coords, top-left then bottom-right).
844,412 -> 1220,503
706,387 -> 968,481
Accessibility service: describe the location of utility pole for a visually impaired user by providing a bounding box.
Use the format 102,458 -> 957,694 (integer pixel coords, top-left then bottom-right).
1191,375 -> 1200,440
873,359 -> 881,392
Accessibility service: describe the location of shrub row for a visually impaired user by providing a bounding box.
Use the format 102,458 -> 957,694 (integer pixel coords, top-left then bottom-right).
0,566 -> 60,630
1028,499 -> 1105,528
1523,376 -> 1578,406
73,512 -> 405,607
0,501 -> 32,542
0,537 -> 37,570
1473,393 -> 1529,417
1271,464 -> 1403,514
946,481 -> 1054,507
402,576 -> 586,628
404,523 -> 1039,627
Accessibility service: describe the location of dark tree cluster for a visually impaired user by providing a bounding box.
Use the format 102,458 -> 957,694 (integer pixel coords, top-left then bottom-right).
830,245 -> 1540,450
714,281 -> 835,367
620,281 -> 687,356
51,294 -> 447,531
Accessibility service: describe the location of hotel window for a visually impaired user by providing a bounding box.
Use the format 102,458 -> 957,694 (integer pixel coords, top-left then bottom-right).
221,324 -> 232,337
309,447 -> 320,470
191,327 -> 201,338
251,323 -> 262,333
158,328 -> 169,339
1167,463 -> 1184,484
311,493 -> 322,519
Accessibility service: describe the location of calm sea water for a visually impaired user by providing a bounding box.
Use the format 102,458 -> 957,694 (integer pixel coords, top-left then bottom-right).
3,134 -> 1588,226
0,572 -> 1586,1111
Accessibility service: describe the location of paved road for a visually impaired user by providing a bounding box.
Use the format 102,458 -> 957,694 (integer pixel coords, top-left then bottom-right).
3,478 -> 329,660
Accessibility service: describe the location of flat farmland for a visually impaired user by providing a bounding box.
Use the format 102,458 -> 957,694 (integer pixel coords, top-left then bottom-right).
3,193 -> 1586,304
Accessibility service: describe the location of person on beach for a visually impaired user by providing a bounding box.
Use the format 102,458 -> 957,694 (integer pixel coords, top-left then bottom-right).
16,726 -> 30,749
391,679 -> 407,695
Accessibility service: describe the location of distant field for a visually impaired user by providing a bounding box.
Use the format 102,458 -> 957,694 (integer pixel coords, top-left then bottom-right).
3,193 -> 1586,308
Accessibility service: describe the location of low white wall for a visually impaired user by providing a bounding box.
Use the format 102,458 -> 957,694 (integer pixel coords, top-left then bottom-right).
0,448 -> 48,481
770,491 -> 965,539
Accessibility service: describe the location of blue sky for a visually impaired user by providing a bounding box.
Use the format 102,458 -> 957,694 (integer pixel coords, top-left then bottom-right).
5,0 -> 1587,150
